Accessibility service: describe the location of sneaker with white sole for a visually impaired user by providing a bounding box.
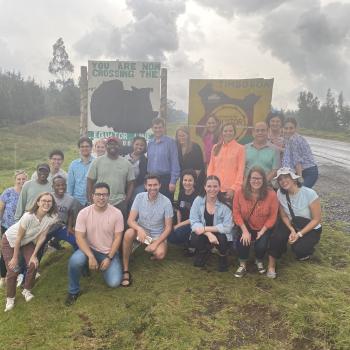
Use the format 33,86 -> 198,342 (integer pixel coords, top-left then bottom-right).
4,297 -> 15,312
22,289 -> 34,302
255,260 -> 266,274
234,265 -> 247,278
266,270 -> 277,279
16,273 -> 24,287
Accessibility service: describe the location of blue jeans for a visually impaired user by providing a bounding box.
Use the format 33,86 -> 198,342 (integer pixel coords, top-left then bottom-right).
168,224 -> 191,245
302,165 -> 318,188
68,249 -> 122,294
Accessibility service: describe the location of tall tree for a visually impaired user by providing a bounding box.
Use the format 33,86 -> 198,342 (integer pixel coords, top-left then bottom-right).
48,37 -> 74,89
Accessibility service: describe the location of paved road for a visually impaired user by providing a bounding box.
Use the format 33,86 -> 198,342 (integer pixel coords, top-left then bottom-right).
306,136 -> 350,170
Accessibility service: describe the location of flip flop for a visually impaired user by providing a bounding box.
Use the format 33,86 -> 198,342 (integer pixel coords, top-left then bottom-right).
121,270 -> 132,287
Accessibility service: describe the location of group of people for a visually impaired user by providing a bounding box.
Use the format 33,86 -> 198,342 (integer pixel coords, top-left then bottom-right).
0,112 -> 322,312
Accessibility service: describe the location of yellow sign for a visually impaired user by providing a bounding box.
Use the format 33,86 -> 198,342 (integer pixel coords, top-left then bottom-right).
188,78 -> 274,145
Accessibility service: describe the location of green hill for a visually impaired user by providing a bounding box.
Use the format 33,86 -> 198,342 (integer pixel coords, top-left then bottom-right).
0,117 -> 350,349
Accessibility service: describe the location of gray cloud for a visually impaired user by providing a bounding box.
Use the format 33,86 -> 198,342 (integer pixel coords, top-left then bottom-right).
194,0 -> 287,18
74,0 -> 186,60
259,1 -> 350,97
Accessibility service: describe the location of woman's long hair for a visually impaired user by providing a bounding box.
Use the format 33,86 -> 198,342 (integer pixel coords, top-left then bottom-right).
200,175 -> 228,206
243,166 -> 269,201
212,122 -> 237,157
28,192 -> 58,217
202,115 -> 221,141
176,126 -> 193,155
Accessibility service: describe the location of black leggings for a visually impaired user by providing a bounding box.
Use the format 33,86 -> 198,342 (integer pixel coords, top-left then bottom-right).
190,232 -> 229,255
0,226 -> 7,278
268,219 -> 322,259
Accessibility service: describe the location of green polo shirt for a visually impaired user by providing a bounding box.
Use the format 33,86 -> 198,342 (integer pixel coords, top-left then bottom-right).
245,142 -> 280,176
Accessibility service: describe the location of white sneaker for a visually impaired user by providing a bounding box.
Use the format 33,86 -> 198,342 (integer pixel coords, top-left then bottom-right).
22,289 -> 34,302
16,273 -> 24,287
255,260 -> 266,274
35,272 -> 41,280
4,297 -> 15,312
0,277 -> 5,288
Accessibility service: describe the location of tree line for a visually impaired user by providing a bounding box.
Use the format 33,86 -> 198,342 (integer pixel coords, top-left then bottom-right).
0,38 -> 79,126
294,89 -> 350,131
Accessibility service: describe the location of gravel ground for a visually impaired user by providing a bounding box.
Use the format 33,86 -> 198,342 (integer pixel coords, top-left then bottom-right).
314,164 -> 350,232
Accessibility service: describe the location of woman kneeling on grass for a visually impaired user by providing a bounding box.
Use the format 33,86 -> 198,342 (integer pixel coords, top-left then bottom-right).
1,192 -> 58,312
233,166 -> 279,278
267,168 -> 322,279
189,175 -> 233,272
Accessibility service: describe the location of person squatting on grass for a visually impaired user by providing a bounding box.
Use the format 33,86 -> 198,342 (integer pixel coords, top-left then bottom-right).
189,175 -> 234,272
2,192 -> 58,312
0,170 -> 28,288
167,169 -> 198,252
65,182 -> 124,306
121,174 -> 173,287
267,168 -> 322,279
233,166 -> 279,278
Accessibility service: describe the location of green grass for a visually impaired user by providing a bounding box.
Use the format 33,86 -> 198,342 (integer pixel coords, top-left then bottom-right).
300,128 -> 350,143
1,117 -> 350,349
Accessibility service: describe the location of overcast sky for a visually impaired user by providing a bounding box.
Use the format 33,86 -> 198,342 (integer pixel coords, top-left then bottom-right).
1,0 -> 349,111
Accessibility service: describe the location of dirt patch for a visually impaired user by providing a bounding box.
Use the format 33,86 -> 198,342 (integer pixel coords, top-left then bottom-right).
231,303 -> 289,347
75,313 -> 95,339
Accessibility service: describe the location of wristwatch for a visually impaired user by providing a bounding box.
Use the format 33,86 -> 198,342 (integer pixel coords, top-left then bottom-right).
297,232 -> 303,238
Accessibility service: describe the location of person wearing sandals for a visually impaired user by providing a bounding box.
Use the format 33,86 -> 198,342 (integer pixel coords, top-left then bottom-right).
65,183 -> 124,306
233,167 -> 279,278
168,169 -> 198,253
2,192 -> 58,312
121,174 -> 173,287
189,175 -> 233,272
266,167 -> 322,279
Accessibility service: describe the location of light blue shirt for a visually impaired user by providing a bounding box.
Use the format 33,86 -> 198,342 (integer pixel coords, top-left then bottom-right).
277,187 -> 321,229
67,156 -> 94,205
131,192 -> 173,238
147,136 -> 180,185
189,196 -> 234,241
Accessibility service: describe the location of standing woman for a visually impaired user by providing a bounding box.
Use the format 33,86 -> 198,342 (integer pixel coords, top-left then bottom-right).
176,126 -> 205,190
92,138 -> 107,158
124,136 -> 148,198
1,192 -> 58,312
0,170 -> 28,287
233,166 -> 279,278
266,110 -> 285,152
207,122 -> 245,205
282,117 -> 318,188
267,168 -> 322,278
190,175 -> 233,272
202,115 -> 221,166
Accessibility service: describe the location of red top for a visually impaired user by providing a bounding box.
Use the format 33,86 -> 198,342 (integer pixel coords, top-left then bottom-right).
233,188 -> 279,230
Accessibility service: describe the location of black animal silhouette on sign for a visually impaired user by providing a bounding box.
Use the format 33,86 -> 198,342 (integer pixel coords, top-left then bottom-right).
90,79 -> 158,133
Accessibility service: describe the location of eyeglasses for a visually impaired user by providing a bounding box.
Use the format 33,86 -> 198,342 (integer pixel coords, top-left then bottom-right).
93,193 -> 109,198
250,177 -> 263,181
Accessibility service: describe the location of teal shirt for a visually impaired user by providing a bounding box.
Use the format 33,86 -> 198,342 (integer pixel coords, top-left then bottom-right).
245,142 -> 280,176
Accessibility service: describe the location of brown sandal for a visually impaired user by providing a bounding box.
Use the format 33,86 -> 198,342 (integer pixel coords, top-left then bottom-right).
121,271 -> 132,287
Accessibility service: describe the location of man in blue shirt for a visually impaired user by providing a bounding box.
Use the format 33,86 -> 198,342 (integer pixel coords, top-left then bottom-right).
147,117 -> 180,202
121,174 -> 173,286
67,137 -> 94,206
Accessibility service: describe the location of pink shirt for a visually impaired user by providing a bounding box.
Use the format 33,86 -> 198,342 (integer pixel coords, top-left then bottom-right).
203,133 -> 215,164
75,204 -> 124,254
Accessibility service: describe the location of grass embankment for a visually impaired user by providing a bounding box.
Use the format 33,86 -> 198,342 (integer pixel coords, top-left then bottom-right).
1,117 -> 350,349
0,116 -> 80,191
300,128 -> 350,143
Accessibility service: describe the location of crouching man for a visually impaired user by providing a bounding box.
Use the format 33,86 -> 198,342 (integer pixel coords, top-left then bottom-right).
65,182 -> 123,306
121,174 -> 173,287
